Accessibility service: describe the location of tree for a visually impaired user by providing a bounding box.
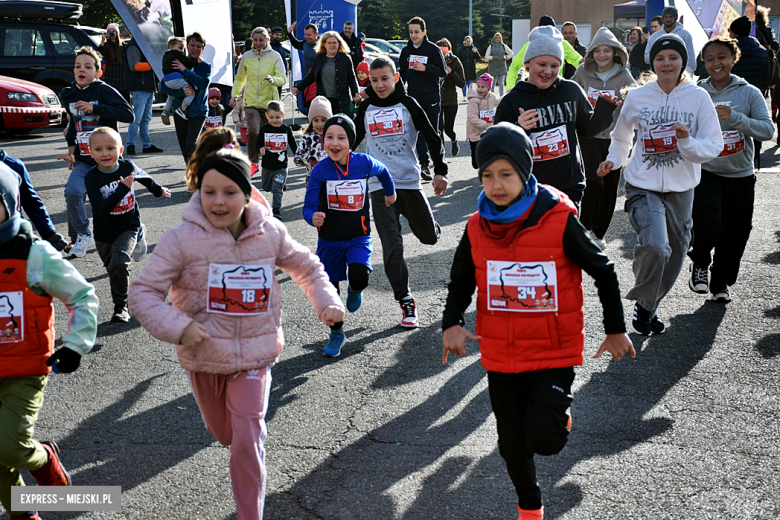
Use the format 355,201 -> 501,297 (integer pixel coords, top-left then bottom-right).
77,0 -> 122,30
231,0 -> 255,42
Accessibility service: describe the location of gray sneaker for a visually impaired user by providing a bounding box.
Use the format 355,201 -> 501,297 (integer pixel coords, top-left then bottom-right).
161,111 -> 171,125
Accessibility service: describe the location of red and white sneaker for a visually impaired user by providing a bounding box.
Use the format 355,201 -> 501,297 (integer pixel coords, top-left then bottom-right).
399,298 -> 418,328
29,441 -> 71,487
250,163 -> 260,177
518,506 -> 543,520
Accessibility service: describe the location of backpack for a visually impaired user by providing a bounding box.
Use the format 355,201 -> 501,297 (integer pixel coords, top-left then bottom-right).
757,29 -> 780,89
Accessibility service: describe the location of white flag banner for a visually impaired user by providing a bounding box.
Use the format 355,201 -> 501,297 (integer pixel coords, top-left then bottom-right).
285,0 -> 302,81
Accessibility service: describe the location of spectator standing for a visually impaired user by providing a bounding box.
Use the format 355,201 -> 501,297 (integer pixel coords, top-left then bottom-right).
438,38 -> 465,156
561,21 -> 587,57
628,27 -> 651,78
124,36 -> 163,155
484,32 -> 514,97
230,27 -> 286,175
644,7 -> 696,73
288,22 -> 320,114
340,21 -> 363,71
98,23 -> 130,104
649,16 -> 662,34
399,16 -> 447,181
729,17 -> 770,89
456,35 -> 482,101
292,31 -> 360,116
270,26 -> 288,99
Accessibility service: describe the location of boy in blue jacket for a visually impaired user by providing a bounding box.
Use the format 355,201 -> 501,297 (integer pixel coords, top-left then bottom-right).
303,115 -> 396,357
57,46 -> 134,259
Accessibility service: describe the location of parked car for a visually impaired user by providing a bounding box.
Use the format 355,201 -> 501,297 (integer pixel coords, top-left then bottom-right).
388,40 -> 408,49
365,38 -> 403,55
0,74 -> 63,134
363,42 -> 399,66
0,1 -> 104,95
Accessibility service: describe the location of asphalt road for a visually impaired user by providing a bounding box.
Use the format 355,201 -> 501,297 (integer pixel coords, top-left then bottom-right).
1,101 -> 779,520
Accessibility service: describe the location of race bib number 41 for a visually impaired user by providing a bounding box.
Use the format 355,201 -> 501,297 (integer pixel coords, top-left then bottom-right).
643,124 -> 678,154
0,291 -> 24,343
486,260 -> 558,312
367,108 -> 404,137
207,264 -> 273,315
529,125 -> 570,162
326,179 -> 367,211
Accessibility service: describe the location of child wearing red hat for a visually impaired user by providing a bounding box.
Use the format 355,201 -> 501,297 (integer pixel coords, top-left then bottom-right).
205,87 -> 224,129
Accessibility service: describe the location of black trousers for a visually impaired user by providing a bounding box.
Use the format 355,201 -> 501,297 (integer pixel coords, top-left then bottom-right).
688,169 -> 756,292
96,229 -> 138,309
488,367 -> 575,510
173,114 -> 206,163
410,93 -> 441,167
370,189 -> 440,301
330,263 -> 370,331
579,137 -> 621,239
439,104 -> 458,142
469,140 -> 478,169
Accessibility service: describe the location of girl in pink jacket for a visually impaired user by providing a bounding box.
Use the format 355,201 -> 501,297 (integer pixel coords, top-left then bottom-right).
128,148 -> 344,520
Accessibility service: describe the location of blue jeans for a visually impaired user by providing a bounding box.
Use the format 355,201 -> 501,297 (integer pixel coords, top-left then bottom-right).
64,161 -> 92,236
462,80 -> 473,98
127,90 -> 154,148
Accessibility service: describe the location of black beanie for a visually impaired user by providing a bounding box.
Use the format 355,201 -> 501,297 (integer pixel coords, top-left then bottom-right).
322,114 -> 356,148
730,16 -> 752,37
539,15 -> 556,27
197,151 -> 253,198
476,123 -> 533,184
661,6 -> 678,21
649,33 -> 688,73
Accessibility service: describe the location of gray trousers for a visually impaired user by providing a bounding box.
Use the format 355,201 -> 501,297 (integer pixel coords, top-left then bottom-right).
624,183 -> 694,314
260,168 -> 287,211
96,229 -> 138,308
163,78 -> 194,110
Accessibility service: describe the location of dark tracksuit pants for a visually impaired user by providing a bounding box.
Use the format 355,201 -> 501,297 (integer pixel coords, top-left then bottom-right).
410,92 -> 441,167
580,137 -> 621,240
439,105 -> 458,142
96,229 -> 138,309
687,169 -> 756,293
488,367 -> 575,511
370,189 -> 441,301
173,114 -> 206,163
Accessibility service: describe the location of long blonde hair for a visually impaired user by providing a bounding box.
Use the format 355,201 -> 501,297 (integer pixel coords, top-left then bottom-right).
317,31 -> 350,55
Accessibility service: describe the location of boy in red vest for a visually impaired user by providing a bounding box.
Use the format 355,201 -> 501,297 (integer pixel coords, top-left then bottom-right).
0,164 -> 98,520
441,123 -> 634,520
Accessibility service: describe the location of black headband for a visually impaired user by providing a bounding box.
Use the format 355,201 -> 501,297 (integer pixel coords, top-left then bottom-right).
197,152 -> 252,198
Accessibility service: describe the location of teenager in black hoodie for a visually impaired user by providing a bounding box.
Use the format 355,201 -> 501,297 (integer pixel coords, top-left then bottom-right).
495,26 -> 618,205
399,16 -> 447,181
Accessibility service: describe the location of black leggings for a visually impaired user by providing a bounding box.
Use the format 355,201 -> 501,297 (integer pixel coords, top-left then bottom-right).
439,104 -> 458,142
330,263 -> 370,331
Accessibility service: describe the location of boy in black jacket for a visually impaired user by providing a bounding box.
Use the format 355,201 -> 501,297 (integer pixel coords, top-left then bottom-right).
258,101 -> 298,220
84,127 -> 170,322
58,46 -> 134,259
398,16 -> 447,180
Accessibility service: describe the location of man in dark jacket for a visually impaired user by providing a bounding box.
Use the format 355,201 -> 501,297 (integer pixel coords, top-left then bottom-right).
340,21 -> 363,71
562,22 -> 587,57
456,35 -> 481,101
124,38 -> 162,155
730,16 -> 770,89
288,22 -> 319,115
398,16 -> 447,180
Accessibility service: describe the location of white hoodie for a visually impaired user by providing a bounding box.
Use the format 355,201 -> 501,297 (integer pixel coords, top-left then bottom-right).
605,80 -> 723,193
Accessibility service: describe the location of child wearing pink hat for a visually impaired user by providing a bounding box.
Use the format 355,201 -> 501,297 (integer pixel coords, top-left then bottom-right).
466,73 -> 500,168
205,87 -> 224,129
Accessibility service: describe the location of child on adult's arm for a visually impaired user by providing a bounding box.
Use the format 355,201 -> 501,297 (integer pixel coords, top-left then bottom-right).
441,123 -> 633,520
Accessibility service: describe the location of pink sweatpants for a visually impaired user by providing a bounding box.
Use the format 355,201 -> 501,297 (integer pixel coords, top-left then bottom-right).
188,366 -> 272,520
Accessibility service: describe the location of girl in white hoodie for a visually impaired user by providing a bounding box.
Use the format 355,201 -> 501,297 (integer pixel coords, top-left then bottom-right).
598,34 -> 722,336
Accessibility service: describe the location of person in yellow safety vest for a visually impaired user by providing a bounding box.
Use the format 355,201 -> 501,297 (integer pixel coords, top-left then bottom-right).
505,16 -> 582,91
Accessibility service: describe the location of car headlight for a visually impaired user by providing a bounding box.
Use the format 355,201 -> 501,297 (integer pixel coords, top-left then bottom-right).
6,92 -> 39,103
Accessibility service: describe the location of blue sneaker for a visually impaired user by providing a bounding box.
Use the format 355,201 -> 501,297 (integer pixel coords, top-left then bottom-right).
323,331 -> 346,357
346,286 -> 363,313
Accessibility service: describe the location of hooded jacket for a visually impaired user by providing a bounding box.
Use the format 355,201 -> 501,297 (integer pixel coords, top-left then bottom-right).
232,45 -> 286,110
441,52 -> 466,107
0,150 -> 55,238
128,192 -> 341,374
296,51 -> 359,115
466,86 -> 500,141
571,27 -> 636,139
644,22 -> 696,72
732,36 -> 770,90
699,75 -> 774,177
606,80 -> 723,193
399,35 -> 448,99
494,77 -> 617,200
456,44 -> 482,81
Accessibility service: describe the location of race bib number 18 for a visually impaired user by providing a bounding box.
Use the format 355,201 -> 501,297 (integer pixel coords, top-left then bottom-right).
0,291 -> 24,343
207,263 -> 273,315
486,260 -> 558,312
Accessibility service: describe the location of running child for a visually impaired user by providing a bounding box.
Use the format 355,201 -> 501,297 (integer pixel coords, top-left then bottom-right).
84,127 -> 171,323
688,37 -> 773,302
442,123 -> 634,520
129,148 -> 343,520
466,73 -> 500,169
205,87 -> 225,129
160,36 -> 199,123
57,46 -> 134,258
599,33 -> 722,334
294,96 -> 332,185
303,115 -> 396,356
353,56 -> 448,328
258,100 -> 298,220
0,163 -> 98,520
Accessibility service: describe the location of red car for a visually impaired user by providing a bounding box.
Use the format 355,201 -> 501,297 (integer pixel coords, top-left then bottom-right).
0,75 -> 63,134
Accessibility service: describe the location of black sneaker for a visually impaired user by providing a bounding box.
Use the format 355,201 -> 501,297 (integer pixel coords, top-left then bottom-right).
111,306 -> 130,323
629,303 -> 652,336
689,263 -> 709,294
125,145 -> 136,156
273,209 -> 283,221
420,165 -> 433,182
711,287 -> 731,303
143,144 -> 164,153
451,140 -> 460,156
399,297 -> 419,328
650,314 -> 667,334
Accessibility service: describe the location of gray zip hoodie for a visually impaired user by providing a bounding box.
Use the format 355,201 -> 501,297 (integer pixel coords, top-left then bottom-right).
699,75 -> 774,177
572,27 -> 636,139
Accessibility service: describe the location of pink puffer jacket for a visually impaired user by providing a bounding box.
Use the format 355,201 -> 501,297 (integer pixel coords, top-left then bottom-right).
128,191 -> 341,374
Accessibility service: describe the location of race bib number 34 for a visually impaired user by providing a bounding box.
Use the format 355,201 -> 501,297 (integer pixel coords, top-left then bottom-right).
326,179 -> 367,211
529,125 -> 570,162
0,291 -> 24,343
207,263 -> 273,315
486,261 -> 558,312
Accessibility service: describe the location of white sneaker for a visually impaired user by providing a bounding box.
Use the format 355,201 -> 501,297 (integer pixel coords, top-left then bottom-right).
70,233 -> 94,258
132,223 -> 147,262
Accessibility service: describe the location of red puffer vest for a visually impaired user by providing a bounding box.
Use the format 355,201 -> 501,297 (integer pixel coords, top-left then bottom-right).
0,233 -> 55,378
468,186 -> 584,373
